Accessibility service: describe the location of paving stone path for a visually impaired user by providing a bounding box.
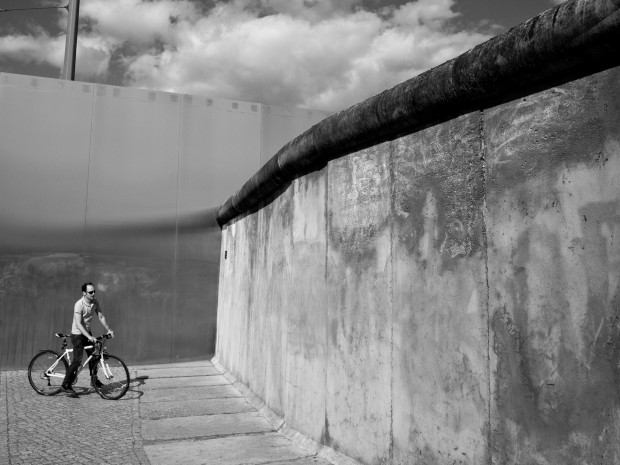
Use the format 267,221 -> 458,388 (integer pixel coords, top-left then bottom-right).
1,360 -> 347,465
0,367 -> 148,465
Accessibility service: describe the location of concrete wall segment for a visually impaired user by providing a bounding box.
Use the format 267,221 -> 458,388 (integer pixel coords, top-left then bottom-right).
391,114 -> 489,464
326,145 -> 393,464
485,66 -> 620,464
285,171 -> 329,442
215,66 -> 620,463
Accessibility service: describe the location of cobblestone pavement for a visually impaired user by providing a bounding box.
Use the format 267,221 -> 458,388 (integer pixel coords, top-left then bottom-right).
0,369 -> 150,465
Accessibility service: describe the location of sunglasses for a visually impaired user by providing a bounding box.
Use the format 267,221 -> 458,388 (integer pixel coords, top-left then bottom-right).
86,290 -> 96,295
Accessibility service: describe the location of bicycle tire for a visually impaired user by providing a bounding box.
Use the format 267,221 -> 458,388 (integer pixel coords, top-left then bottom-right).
27,350 -> 68,396
93,354 -> 130,400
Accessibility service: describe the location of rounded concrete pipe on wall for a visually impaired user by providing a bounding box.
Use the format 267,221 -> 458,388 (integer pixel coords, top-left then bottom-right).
216,0 -> 620,227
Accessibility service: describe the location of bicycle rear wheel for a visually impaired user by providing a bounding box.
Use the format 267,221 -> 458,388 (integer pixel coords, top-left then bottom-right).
93,354 -> 130,400
28,350 -> 68,395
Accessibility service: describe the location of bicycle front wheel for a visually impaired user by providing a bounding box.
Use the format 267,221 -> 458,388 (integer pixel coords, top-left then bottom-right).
93,354 -> 130,400
28,350 -> 67,395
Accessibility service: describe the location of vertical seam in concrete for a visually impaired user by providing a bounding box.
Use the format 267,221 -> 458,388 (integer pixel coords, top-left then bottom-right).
283,183 -> 291,420
324,160 -> 330,446
169,97 -> 182,363
262,210 -> 268,408
479,109 -> 492,465
388,140 -> 395,464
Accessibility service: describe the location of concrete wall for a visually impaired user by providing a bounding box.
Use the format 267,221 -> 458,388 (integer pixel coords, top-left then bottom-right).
0,72 -> 331,370
216,66 -> 620,464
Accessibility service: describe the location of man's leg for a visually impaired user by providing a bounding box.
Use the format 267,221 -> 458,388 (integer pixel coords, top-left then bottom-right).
62,335 -> 86,390
86,345 -> 98,379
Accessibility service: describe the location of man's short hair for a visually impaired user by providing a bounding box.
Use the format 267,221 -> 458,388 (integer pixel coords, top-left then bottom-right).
81,282 -> 95,293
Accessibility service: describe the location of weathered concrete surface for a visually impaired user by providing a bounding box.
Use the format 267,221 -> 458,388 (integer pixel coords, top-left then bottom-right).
391,113 -> 488,464
326,144 -> 392,464
217,169 -> 330,445
284,172 -> 329,442
485,66 -> 620,463
216,66 -> 620,464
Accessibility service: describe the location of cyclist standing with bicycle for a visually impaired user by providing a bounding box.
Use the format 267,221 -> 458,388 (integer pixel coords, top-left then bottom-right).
61,282 -> 114,394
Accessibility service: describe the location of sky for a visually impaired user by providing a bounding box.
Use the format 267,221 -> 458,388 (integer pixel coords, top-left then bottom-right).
0,0 -> 565,112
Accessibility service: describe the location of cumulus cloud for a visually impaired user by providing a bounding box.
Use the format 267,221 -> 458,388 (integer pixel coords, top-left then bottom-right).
116,0 -> 491,110
1,0 -> 493,111
0,32 -> 65,68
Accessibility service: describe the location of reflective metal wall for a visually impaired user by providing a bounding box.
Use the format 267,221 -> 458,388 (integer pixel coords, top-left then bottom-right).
0,72 -> 330,369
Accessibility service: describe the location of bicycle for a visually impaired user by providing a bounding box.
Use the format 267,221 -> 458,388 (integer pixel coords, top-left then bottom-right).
27,333 -> 130,400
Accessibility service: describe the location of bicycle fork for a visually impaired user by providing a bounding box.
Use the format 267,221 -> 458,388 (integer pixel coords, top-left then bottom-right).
98,355 -> 114,380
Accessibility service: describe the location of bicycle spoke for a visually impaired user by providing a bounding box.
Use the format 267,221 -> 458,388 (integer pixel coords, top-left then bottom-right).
28,351 -> 67,396
93,354 -> 129,400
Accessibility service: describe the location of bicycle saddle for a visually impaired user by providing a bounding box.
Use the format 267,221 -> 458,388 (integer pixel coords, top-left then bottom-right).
54,332 -> 70,338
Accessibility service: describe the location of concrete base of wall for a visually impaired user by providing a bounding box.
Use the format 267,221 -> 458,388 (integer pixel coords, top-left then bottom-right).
211,357 -> 363,465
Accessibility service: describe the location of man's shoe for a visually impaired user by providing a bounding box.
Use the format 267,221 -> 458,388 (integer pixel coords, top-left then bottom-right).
61,384 -> 76,393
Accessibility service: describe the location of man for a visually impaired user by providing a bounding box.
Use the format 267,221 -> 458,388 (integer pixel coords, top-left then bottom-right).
61,282 -> 114,394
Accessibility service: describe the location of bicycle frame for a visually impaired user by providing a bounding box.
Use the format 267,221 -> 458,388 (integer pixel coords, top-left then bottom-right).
44,339 -> 114,382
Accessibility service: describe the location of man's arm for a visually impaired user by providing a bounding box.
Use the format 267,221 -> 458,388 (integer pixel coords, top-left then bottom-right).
73,308 -> 96,343
96,307 -> 114,338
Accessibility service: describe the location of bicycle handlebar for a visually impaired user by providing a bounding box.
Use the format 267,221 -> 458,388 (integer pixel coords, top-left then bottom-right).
54,333 -> 113,339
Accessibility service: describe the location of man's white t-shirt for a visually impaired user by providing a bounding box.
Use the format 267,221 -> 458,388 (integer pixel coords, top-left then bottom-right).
71,297 -> 100,335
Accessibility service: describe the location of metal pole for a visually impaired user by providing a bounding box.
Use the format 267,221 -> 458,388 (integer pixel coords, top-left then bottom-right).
61,0 -> 80,80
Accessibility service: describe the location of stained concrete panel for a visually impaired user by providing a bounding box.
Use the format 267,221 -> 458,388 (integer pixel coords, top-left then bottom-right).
391,115 -> 489,464
217,219 -> 256,378
255,190 -> 293,414
215,226 -> 235,371
485,68 -> 620,463
284,172 -> 329,442
241,213 -> 267,399
326,144 -> 392,464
